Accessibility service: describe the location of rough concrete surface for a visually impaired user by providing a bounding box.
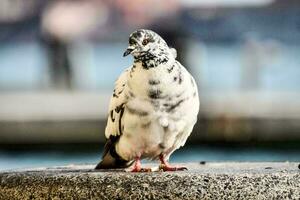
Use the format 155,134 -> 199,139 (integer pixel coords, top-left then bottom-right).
0,162 -> 299,200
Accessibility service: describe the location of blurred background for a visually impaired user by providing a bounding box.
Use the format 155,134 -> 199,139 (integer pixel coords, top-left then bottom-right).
0,0 -> 300,171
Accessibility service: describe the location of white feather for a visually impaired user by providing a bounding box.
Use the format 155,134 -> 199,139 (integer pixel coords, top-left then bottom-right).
104,60 -> 199,161
104,67 -> 130,138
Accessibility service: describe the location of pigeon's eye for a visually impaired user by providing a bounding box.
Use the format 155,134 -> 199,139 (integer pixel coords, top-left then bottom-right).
142,38 -> 149,46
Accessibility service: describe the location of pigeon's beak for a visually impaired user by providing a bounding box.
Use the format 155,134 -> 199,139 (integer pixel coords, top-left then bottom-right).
123,46 -> 134,57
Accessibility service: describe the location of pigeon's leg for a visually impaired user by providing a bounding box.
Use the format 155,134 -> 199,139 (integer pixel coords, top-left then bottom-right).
159,154 -> 187,171
131,157 -> 142,172
130,157 -> 152,172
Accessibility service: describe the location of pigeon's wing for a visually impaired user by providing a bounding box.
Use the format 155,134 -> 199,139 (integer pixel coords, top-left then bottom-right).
95,67 -> 135,169
104,68 -> 130,139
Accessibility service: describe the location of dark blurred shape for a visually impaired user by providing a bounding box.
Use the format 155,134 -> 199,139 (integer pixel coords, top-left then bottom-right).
41,0 -> 108,89
0,0 -> 43,43
43,36 -> 72,89
199,161 -> 206,165
265,166 -> 272,169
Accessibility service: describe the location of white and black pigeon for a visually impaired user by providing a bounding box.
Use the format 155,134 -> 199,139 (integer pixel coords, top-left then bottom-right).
95,29 -> 199,172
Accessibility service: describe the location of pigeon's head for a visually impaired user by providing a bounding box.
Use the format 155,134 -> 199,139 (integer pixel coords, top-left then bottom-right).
123,29 -> 169,59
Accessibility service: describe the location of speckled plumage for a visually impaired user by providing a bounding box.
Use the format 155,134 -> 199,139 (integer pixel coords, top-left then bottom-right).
96,29 -> 199,170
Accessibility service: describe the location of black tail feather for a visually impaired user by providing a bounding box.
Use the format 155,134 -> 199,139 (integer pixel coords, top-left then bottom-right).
95,136 -> 134,169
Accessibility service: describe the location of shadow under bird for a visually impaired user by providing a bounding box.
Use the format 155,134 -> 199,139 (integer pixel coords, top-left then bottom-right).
95,29 -> 199,172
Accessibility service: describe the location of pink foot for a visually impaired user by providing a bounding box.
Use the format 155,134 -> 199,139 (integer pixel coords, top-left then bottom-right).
130,157 -> 152,172
159,155 -> 188,172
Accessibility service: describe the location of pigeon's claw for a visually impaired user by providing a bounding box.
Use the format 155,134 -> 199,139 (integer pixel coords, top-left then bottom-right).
159,164 -> 187,172
130,166 -> 141,172
159,154 -> 188,172
130,167 -> 152,172
140,168 -> 153,172
130,166 -> 153,172
129,156 -> 153,172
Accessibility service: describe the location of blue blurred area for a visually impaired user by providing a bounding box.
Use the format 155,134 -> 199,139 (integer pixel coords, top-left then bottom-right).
190,42 -> 300,91
0,42 -> 132,90
70,43 -> 132,90
1,143 -> 299,171
0,42 -> 47,90
1,41 -> 300,91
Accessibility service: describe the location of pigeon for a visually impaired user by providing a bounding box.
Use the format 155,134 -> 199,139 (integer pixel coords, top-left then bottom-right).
95,29 -> 199,172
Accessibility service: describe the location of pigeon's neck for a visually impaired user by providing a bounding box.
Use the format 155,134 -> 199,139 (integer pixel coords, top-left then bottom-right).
133,49 -> 174,70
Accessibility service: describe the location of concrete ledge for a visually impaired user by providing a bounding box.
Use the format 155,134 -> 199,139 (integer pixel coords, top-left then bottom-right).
0,162 -> 299,199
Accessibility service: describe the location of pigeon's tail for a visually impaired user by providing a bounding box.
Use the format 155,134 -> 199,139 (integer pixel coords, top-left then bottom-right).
95,151 -> 133,169
95,136 -> 134,169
